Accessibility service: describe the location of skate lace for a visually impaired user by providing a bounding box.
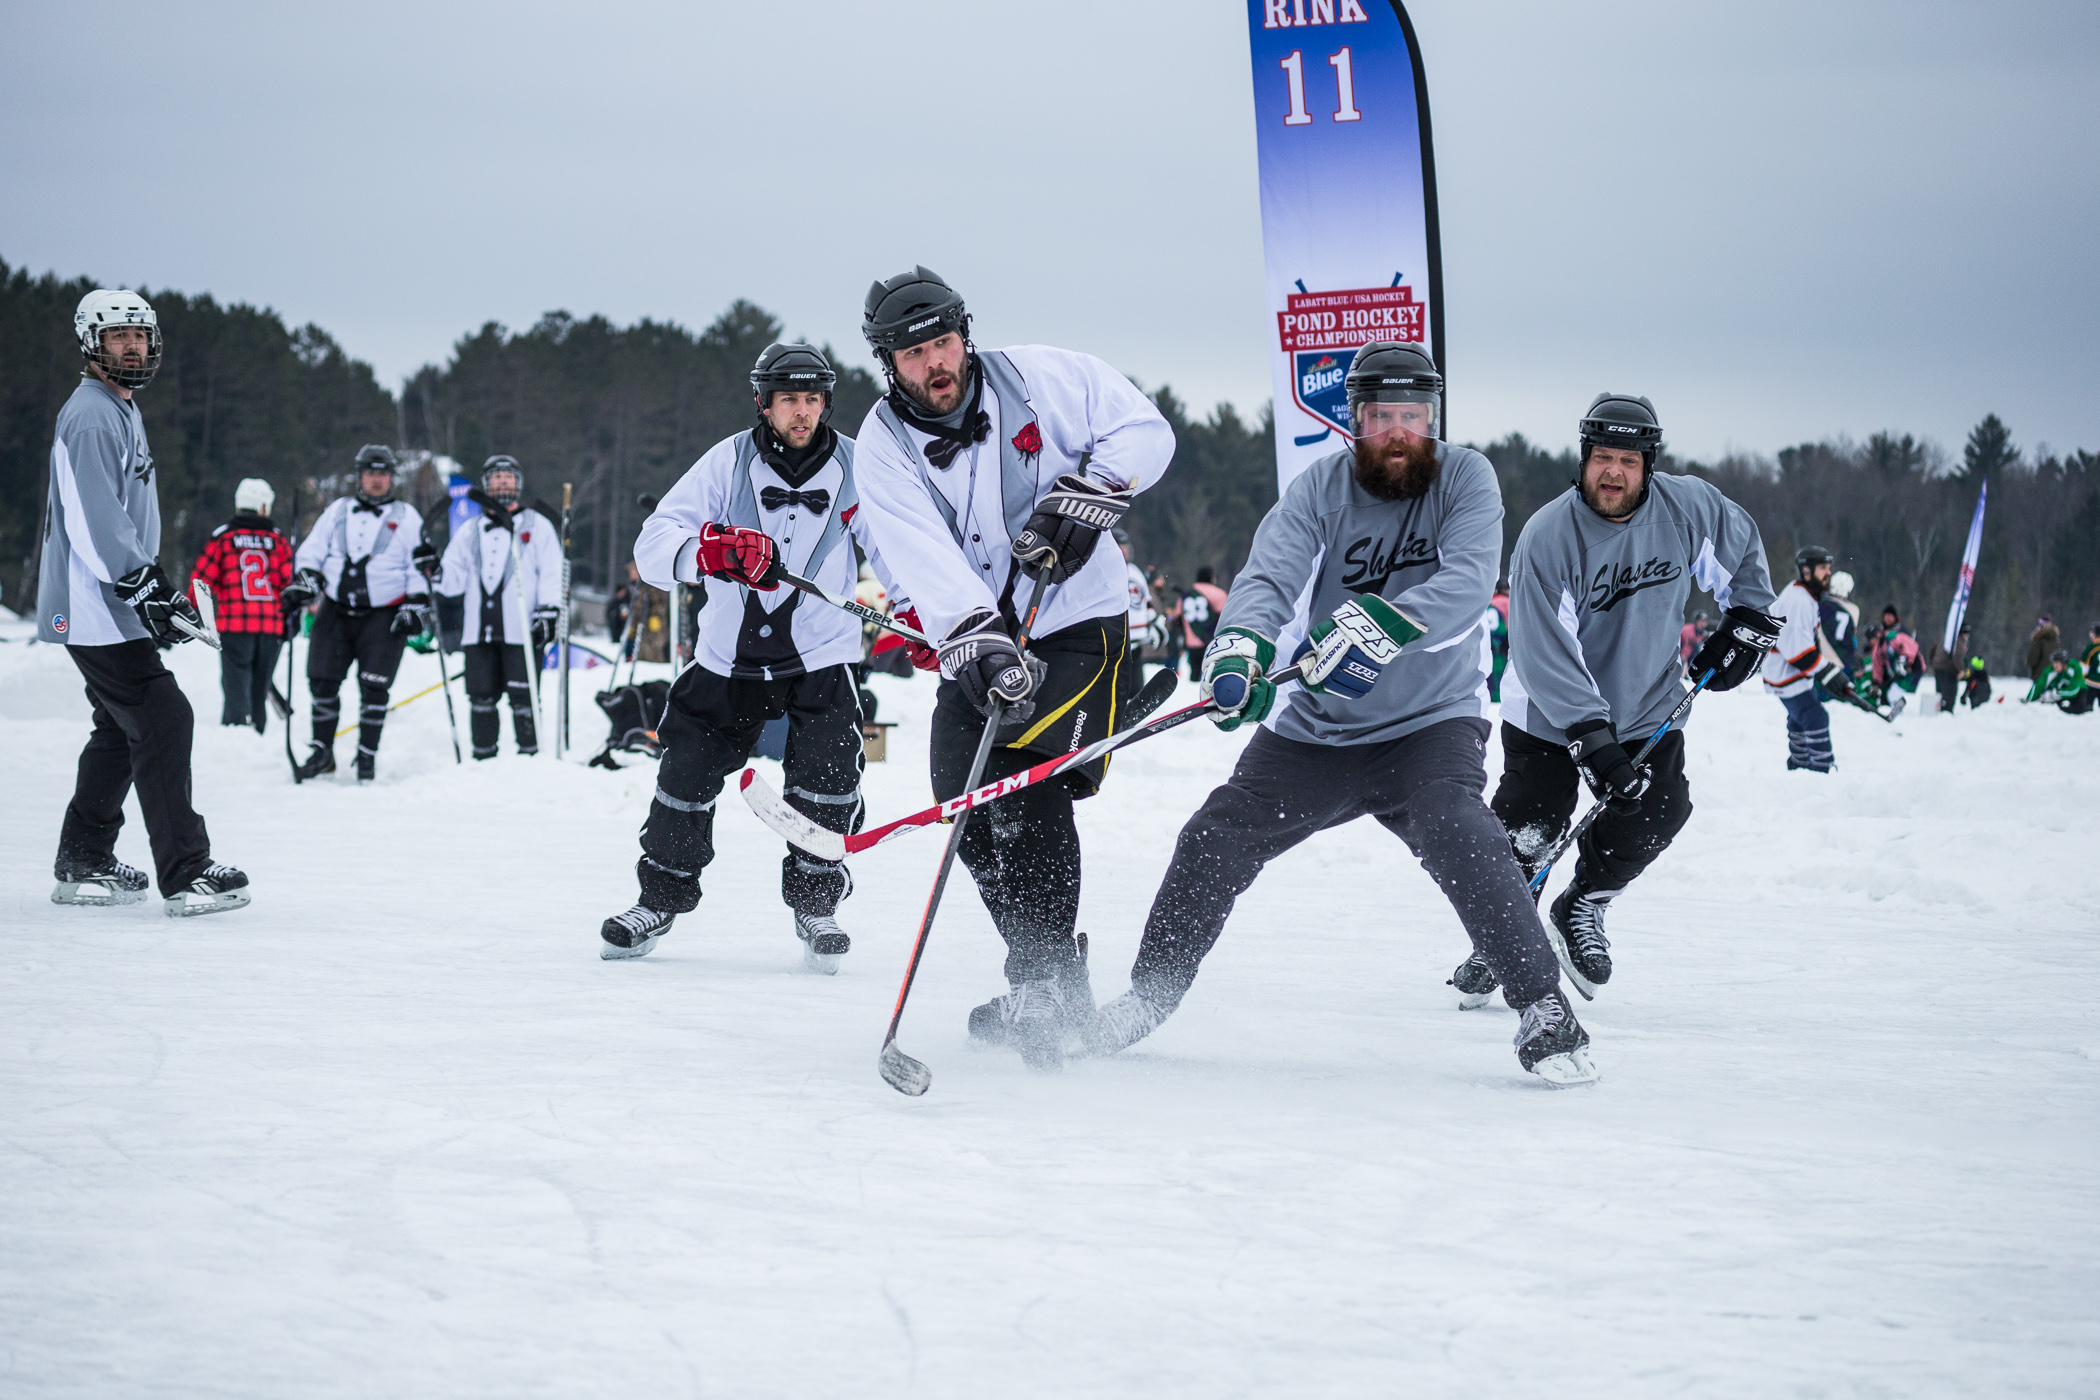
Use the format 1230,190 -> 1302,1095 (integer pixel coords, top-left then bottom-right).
1566,894 -> 1612,957
1516,994 -> 1565,1046
797,913 -> 845,939
1009,978 -> 1066,1024
609,905 -> 664,936
201,864 -> 239,882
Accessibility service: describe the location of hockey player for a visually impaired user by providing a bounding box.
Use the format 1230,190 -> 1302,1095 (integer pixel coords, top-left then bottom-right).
38,288 -> 249,916
2023,650 -> 2091,713
281,445 -> 432,783
1763,545 -> 1856,771
435,456 -> 561,758
188,477 -> 294,732
599,343 -> 906,971
1468,393 -> 1779,1001
850,266 -> 1174,1066
1122,530 -> 1166,676
1088,342 -> 1596,1085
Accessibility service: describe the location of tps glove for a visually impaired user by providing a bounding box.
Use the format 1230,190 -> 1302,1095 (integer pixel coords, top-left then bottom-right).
1565,719 -> 1650,815
1201,627 -> 1277,732
1298,594 -> 1425,698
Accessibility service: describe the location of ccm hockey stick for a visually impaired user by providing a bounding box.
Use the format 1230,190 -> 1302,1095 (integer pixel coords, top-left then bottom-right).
1528,667 -> 1715,897
744,660 -> 1303,865
877,569 -> 1054,1098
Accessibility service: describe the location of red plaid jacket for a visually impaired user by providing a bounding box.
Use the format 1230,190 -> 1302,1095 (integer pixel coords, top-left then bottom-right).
189,512 -> 295,635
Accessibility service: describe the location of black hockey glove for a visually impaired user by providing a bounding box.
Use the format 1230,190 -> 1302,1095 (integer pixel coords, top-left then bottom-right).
390,600 -> 432,637
1688,604 -> 1782,691
1011,474 -> 1133,586
937,609 -> 1046,723
410,541 -> 441,579
113,564 -> 202,648
280,568 -> 324,618
1566,719 -> 1650,815
531,606 -> 561,653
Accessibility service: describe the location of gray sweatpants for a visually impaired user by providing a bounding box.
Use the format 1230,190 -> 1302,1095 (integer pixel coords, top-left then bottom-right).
1130,717 -> 1562,1011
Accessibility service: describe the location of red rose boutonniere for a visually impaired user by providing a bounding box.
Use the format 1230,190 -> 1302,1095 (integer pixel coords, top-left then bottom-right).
1012,422 -> 1043,462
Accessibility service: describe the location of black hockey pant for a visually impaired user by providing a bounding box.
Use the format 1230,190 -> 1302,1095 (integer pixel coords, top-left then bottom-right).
1489,723 -> 1692,893
58,640 -> 213,896
929,615 -> 1130,986
637,663 -> 863,917
462,642 -> 536,757
307,599 -> 406,760
217,631 -> 282,730
1130,718 -> 1562,1013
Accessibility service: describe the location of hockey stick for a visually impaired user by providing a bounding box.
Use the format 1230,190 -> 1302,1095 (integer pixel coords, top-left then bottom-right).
772,567 -> 932,649
333,669 -> 466,737
174,579 -> 223,650
284,486 -> 302,783
418,497 -> 464,763
556,482 -> 573,759
1528,667 -> 1714,895
878,568 -> 1054,1098
745,660 -> 1303,864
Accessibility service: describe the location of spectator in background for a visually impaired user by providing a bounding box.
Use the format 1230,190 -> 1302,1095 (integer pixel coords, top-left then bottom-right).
1818,571 -> 1862,691
1486,579 -> 1510,702
1679,610 -> 1709,663
1180,565 -> 1226,681
1119,531 -> 1164,676
1873,606 -> 1922,697
608,561 -> 641,657
189,478 -> 294,732
2023,649 -> 2091,714
1149,568 -> 1182,675
2084,624 -> 2100,688
1928,624 -> 1973,713
1962,654 -> 1992,709
2025,614 -> 2061,682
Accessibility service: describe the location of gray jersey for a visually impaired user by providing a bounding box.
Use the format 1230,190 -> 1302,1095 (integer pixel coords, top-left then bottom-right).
1501,472 -> 1776,745
1223,442 -> 1502,747
37,377 -> 159,646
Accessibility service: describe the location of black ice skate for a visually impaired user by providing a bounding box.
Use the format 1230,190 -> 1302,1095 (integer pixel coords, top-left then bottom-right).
600,904 -> 675,960
355,751 -> 376,785
1514,989 -> 1600,1086
968,934 -> 1095,1053
51,855 -> 150,907
294,745 -> 337,781
1448,950 -> 1498,1010
1004,977 -> 1069,1073
793,911 -> 850,975
1548,875 -> 1619,1000
1083,989 -> 1174,1057
164,863 -> 251,918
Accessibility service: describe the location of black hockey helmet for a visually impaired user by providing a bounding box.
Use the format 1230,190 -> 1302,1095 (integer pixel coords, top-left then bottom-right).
2051,648 -> 2070,665
750,342 -> 837,422
1344,341 -> 1443,439
1578,394 -> 1663,467
481,454 -> 524,504
1795,544 -> 1835,588
355,444 -> 399,473
862,266 -> 970,369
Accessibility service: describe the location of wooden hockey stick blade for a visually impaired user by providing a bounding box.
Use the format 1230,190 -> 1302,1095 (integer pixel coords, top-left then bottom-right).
174,580 -> 223,650
267,683 -> 292,720
737,770 -> 848,862
879,1040 -> 932,1097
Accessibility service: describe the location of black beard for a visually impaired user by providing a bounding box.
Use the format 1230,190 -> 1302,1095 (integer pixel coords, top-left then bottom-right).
900,363 -> 969,416
1352,433 -> 1442,501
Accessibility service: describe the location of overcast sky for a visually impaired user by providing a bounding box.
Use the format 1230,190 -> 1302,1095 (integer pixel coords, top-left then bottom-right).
4,1 -> 2095,462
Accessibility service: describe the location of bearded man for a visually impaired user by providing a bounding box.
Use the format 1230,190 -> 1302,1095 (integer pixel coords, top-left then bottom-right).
1085,342 -> 1601,1086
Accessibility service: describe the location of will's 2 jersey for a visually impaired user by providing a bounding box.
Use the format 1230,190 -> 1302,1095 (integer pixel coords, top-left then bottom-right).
295,497 -> 428,610
635,429 -> 901,681
1224,442 -> 1503,747
1502,472 -> 1776,743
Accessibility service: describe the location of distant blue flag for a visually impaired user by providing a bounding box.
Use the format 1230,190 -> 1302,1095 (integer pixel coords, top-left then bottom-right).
1942,479 -> 1987,653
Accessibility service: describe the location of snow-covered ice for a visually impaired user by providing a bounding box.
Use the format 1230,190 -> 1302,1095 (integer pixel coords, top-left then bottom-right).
3,622 -> 2096,1398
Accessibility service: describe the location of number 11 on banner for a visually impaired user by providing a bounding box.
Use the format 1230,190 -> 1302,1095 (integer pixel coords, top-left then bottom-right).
1279,47 -> 1361,125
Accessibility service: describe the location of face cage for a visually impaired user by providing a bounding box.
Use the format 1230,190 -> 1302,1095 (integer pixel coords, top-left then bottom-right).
482,470 -> 523,503
1348,395 -> 1442,443
86,329 -> 163,391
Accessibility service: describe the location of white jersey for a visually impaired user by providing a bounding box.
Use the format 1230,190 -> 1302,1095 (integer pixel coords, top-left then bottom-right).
436,505 -> 562,647
1126,560 -> 1164,648
634,428 -> 902,681
294,497 -> 428,609
1761,580 -> 1824,698
852,346 -> 1174,642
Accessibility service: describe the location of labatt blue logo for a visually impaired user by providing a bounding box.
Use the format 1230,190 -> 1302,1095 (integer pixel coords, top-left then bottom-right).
1292,350 -> 1356,438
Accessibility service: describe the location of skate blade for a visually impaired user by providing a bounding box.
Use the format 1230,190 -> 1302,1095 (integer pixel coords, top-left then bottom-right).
52,882 -> 147,907
163,890 -> 251,918
880,1042 -> 932,1096
1456,989 -> 1494,1010
600,935 -> 659,960
1546,926 -> 1599,1002
801,945 -> 844,976
1530,1047 -> 1601,1087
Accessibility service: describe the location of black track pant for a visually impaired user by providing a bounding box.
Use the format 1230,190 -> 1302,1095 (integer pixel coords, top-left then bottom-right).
218,632 -> 282,730
462,643 -> 536,757
306,599 -> 406,759
1489,723 -> 1692,891
58,640 -> 213,895
637,663 -> 863,917
930,614 -> 1130,986
1131,718 -> 1561,1012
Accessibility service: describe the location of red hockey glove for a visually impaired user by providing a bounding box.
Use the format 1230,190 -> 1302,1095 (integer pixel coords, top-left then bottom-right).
694,523 -> 781,590
893,606 -> 940,671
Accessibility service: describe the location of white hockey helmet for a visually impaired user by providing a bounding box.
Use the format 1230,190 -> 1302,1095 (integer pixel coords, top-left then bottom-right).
235,478 -> 275,515
75,288 -> 163,390
1831,570 -> 1854,599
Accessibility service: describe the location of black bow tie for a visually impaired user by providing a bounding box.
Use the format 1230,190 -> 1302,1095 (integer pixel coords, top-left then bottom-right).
352,500 -> 385,516
760,486 -> 830,514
